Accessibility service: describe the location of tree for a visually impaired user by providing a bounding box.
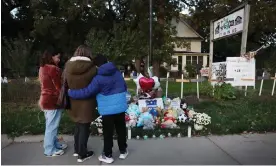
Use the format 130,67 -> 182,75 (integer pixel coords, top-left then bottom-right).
30,0 -> 110,54
2,35 -> 35,77
187,0 -> 276,66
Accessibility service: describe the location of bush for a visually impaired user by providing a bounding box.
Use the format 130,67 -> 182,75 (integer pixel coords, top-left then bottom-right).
214,83 -> 237,100
1,80 -> 40,104
185,64 -> 197,78
200,82 -> 214,97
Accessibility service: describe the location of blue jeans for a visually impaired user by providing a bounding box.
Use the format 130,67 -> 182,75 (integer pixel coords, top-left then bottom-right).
43,109 -> 63,155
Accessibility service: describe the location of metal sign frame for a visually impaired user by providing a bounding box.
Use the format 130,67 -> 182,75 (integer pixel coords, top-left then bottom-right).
208,2 -> 251,80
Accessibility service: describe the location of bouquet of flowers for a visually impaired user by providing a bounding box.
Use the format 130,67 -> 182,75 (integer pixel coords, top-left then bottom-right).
192,113 -> 211,130
91,116 -> 103,134
193,113 -> 211,125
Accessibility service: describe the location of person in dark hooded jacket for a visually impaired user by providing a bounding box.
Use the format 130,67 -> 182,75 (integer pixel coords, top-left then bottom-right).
68,54 -> 128,164
65,45 -> 97,163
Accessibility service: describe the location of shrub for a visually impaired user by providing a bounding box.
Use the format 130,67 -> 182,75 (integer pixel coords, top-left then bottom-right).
214,83 -> 237,100
200,82 -> 214,97
185,64 -> 197,78
1,80 -> 40,104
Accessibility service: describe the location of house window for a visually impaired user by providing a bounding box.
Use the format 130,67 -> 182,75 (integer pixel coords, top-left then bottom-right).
192,56 -> 197,65
198,56 -> 203,67
186,56 -> 191,64
185,56 -> 204,67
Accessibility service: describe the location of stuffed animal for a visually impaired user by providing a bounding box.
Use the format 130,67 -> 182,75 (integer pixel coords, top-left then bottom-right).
161,112 -> 178,129
127,112 -> 138,128
166,109 -> 178,119
180,98 -> 188,110
163,98 -> 171,108
125,114 -> 130,121
137,111 -> 154,128
175,108 -> 185,117
126,103 -> 140,117
142,118 -> 155,130
178,114 -> 188,123
187,110 -> 196,118
156,107 -> 163,116
155,117 -> 161,125
149,108 -> 158,117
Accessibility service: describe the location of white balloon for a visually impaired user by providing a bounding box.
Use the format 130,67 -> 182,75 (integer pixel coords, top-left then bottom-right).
148,67 -> 153,78
133,73 -> 144,89
152,76 -> 160,89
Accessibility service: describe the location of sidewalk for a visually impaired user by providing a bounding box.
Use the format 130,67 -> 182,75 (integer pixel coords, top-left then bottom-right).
2,133 -> 276,165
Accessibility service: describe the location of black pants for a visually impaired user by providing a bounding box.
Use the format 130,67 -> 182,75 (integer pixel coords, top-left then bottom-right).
74,122 -> 90,156
102,112 -> 127,157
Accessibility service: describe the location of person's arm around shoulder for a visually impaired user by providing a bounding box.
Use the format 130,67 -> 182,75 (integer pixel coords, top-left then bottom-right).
68,76 -> 100,99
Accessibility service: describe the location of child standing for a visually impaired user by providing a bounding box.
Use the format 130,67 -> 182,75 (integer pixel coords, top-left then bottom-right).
68,54 -> 128,164
39,48 -> 67,157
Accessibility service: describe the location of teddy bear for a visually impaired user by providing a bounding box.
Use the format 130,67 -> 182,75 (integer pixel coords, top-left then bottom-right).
126,103 -> 140,117
160,112 -> 178,129
127,112 -> 138,128
155,106 -> 163,117
137,107 -> 155,129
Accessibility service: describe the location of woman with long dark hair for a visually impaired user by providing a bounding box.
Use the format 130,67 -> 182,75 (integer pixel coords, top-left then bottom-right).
39,47 -> 67,157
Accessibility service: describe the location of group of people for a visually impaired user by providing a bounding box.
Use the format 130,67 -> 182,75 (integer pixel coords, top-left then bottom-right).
39,45 -> 128,164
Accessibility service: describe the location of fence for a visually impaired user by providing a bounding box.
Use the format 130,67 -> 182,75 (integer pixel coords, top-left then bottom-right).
124,72 -> 276,98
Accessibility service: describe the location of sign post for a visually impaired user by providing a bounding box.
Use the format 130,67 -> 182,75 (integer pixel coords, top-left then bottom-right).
208,21 -> 214,80
240,4 -> 250,56
272,73 -> 276,96
209,3 -> 251,86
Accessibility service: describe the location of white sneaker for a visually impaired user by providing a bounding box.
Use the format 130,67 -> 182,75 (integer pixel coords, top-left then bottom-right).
119,150 -> 128,159
98,154 -> 114,164
59,143 -> 68,150
45,149 -> 64,157
73,153 -> 78,157
77,151 -> 94,163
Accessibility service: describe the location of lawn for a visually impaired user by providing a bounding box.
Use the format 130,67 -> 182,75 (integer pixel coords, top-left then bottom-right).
1,79 -> 276,138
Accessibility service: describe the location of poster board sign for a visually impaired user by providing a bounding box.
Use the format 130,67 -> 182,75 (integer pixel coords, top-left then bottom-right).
200,67 -> 209,77
170,100 -> 180,109
211,62 -> 227,85
138,98 -> 164,111
213,8 -> 244,40
226,57 -> 255,86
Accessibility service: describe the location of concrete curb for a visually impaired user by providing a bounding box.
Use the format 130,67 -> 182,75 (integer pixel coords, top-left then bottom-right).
3,132 -> 276,143
1,134 -> 13,149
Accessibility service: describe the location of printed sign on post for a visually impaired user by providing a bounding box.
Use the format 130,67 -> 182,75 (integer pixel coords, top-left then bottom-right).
213,8 -> 244,40
211,62 -> 227,85
138,98 -> 164,111
200,67 -> 209,77
226,57 -> 255,86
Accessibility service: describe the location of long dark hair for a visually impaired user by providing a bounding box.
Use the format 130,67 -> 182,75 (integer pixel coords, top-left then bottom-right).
40,47 -> 60,67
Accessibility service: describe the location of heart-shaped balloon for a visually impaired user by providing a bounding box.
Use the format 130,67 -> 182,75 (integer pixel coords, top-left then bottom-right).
139,77 -> 155,92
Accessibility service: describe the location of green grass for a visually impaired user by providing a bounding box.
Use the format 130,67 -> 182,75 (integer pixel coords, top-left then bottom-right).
2,96 -> 276,138
1,80 -> 276,138
126,80 -> 275,97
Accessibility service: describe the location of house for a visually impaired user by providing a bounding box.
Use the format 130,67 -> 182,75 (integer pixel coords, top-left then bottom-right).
168,17 -> 209,73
